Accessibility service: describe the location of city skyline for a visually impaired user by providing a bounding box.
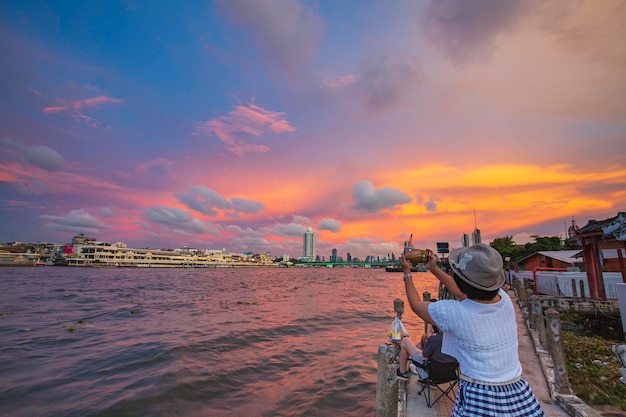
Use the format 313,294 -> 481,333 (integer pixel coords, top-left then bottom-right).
1,1 -> 625,259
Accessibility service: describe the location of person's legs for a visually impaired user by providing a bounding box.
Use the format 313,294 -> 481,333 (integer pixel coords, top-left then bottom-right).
399,337 -> 430,379
397,337 -> 410,373
399,337 -> 424,373
394,336 -> 419,373
409,352 -> 429,379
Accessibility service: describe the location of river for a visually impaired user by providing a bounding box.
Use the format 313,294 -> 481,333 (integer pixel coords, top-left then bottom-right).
0,267 -> 439,417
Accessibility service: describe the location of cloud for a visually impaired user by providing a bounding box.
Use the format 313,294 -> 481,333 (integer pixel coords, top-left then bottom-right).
135,158 -> 175,176
216,0 -> 326,75
145,206 -> 218,235
99,207 -> 116,217
351,181 -> 412,213
1,138 -> 65,172
421,0 -> 536,64
231,197 -> 265,214
194,99 -> 296,157
318,218 -> 342,233
176,185 -> 231,216
321,45 -> 420,113
511,231 -> 537,245
43,94 -> 123,130
424,197 -> 440,212
353,44 -> 421,112
43,95 -> 123,113
40,209 -> 110,234
319,74 -> 356,89
0,160 -> 123,196
176,185 -> 264,217
262,222 -> 308,237
292,215 -> 311,225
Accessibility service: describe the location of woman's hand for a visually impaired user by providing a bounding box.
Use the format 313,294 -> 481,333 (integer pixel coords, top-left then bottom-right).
399,254 -> 412,274
425,249 -> 438,270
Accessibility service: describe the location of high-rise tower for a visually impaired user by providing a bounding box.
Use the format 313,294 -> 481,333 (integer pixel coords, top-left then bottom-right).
472,209 -> 481,245
303,227 -> 316,261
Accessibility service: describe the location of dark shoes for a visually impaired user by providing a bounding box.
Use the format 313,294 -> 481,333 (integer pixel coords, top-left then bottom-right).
396,368 -> 409,381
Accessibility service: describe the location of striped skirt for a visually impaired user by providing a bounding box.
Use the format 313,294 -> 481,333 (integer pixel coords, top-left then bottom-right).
452,377 -> 545,417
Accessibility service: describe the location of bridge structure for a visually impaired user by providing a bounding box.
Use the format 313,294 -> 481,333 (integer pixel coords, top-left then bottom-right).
296,260 -> 393,268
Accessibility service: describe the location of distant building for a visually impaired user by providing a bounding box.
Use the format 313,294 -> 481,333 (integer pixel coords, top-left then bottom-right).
462,234 -> 470,248
472,228 -> 481,245
303,227 -> 316,261
346,252 -> 351,262
72,234 -> 96,245
331,248 -> 337,262
515,250 -> 584,271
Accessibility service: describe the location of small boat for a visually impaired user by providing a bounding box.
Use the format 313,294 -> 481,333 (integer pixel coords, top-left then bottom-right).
386,264 -> 419,273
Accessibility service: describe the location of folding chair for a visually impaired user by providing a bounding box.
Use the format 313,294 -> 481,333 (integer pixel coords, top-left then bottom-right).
414,358 -> 459,408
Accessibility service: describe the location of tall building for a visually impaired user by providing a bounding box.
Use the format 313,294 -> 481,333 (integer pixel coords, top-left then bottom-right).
472,228 -> 481,245
462,233 -> 470,248
303,227 -> 316,261
331,248 -> 337,262
471,209 -> 481,245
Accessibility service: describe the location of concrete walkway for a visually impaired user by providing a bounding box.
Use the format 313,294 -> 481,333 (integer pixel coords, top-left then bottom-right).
510,289 -> 571,417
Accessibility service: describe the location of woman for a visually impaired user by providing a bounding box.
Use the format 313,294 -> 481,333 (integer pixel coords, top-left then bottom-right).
400,243 -> 544,416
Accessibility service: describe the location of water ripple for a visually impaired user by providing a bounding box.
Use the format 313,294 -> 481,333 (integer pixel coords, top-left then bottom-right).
0,267 -> 439,417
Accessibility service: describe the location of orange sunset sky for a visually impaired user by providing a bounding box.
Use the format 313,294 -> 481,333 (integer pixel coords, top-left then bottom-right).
1,0 -> 625,259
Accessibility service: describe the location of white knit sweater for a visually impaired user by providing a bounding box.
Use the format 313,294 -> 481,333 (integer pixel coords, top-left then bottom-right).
428,289 -> 522,382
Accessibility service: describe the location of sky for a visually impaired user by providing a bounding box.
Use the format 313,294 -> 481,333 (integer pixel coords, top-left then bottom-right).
1,0 -> 625,260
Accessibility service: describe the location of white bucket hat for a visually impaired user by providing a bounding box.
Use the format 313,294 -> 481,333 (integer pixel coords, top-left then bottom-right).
448,243 -> 505,291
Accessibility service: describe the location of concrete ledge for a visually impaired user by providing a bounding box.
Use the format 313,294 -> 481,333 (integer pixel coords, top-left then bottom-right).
376,344 -> 399,417
554,394 -> 603,417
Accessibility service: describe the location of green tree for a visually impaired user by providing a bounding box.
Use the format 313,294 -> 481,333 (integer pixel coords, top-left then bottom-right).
525,235 -> 562,252
490,236 -> 517,257
514,235 -> 564,262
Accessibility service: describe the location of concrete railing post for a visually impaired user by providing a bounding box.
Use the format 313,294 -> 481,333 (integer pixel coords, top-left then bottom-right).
545,308 -> 573,394
528,294 -> 539,330
376,344 -> 399,417
512,277 -> 521,296
525,289 -> 534,313
530,295 -> 549,350
519,278 -> 531,305
579,280 -> 586,299
376,299 -> 405,417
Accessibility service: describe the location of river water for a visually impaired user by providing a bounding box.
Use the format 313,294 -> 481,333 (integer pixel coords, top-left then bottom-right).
0,267 -> 439,417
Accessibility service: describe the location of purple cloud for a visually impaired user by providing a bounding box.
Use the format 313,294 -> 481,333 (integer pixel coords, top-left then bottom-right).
318,218 -> 342,233
135,158 -> 175,176
421,0 -> 535,64
231,197 -> 265,214
176,185 -> 264,217
216,0 -> 326,75
40,209 -> 110,234
354,44 -> 421,112
145,206 -> 218,235
2,138 -> 65,172
351,181 -> 412,213
194,100 -> 296,157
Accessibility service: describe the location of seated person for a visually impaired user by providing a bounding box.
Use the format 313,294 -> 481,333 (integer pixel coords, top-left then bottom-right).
394,323 -> 456,381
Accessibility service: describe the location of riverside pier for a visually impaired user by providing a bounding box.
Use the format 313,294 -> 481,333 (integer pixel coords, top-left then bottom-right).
375,280 -> 623,417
